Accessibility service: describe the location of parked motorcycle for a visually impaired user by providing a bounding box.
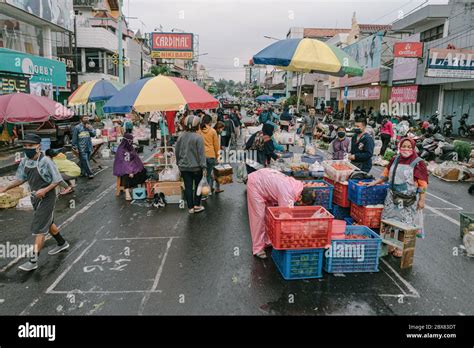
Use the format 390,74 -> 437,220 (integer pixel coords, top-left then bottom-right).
458,113 -> 474,137
442,112 -> 455,137
420,133 -> 457,162
429,111 -> 441,135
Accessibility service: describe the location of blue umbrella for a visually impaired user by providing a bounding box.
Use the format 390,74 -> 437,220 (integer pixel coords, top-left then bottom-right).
256,95 -> 276,102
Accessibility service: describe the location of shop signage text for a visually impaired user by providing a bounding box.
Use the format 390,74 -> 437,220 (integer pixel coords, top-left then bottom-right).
0,73 -> 30,95
394,42 -> 423,58
341,86 -> 381,101
390,85 -> 418,104
426,48 -> 474,79
151,33 -> 194,60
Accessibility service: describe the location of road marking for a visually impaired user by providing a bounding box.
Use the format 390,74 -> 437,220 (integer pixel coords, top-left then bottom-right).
424,205 -> 460,226
0,246 -> 33,273
20,297 -> 39,316
47,290 -> 162,294
45,239 -> 97,294
138,237 -> 174,315
101,236 -> 181,240
426,192 -> 463,210
380,259 -> 420,298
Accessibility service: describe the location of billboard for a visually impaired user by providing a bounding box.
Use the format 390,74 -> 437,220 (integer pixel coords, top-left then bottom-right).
343,33 -> 382,70
391,86 -> 418,104
394,42 -> 423,58
341,86 -> 381,101
151,33 -> 194,60
6,0 -> 74,31
393,57 -> 418,83
426,48 -> 474,79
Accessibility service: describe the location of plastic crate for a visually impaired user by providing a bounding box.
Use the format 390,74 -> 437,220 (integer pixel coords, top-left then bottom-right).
324,225 -> 382,273
322,160 -> 358,182
301,154 -> 323,164
350,203 -> 383,229
272,248 -> 324,280
265,206 -> 334,250
292,170 -> 310,178
324,176 -> 350,208
348,179 -> 389,206
132,187 -> 146,200
331,204 -> 351,220
344,217 -> 354,225
460,212 -> 474,239
303,180 -> 333,210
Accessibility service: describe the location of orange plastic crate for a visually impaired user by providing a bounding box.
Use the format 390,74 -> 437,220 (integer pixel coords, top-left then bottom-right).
324,176 -> 350,208
350,203 -> 383,229
265,206 -> 334,250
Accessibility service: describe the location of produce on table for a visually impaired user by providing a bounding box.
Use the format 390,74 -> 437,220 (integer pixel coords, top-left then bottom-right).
332,163 -> 353,171
304,182 -> 327,188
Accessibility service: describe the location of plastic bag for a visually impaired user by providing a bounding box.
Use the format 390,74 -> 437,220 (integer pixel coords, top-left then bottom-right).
296,137 -> 304,148
432,161 -> 464,181
236,161 -> 248,182
159,165 -> 180,181
196,173 -> 211,196
415,210 -> 425,239
305,145 -> 317,156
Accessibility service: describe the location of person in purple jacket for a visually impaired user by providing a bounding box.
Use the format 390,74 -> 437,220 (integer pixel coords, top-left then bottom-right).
328,126 -> 351,160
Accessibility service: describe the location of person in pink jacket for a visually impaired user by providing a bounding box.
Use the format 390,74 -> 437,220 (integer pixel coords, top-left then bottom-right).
247,168 -> 317,259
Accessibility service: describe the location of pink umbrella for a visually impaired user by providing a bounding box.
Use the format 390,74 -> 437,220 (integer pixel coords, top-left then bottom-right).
0,93 -> 74,124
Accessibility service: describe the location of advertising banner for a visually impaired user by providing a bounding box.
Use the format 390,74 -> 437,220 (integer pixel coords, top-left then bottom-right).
151,33 -> 194,60
6,0 -> 74,31
390,85 -> 418,103
393,57 -> 418,83
343,33 -> 382,69
0,72 -> 30,95
341,86 -> 381,101
394,42 -> 423,58
426,48 -> 474,79
338,67 -> 380,87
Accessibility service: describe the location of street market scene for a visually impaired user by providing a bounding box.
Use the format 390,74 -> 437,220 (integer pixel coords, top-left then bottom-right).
0,0 -> 474,328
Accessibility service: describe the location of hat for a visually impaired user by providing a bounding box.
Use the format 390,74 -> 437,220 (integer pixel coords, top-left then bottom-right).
21,134 -> 42,144
262,123 -> 274,137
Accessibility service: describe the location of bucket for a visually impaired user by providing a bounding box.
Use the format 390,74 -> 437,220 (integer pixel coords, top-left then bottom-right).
40,138 -> 51,152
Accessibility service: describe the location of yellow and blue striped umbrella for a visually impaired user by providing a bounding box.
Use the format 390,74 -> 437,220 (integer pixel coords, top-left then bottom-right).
68,79 -> 123,106
253,38 -> 363,76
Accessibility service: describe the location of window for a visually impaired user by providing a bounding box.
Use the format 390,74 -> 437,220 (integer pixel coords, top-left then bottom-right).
85,48 -> 103,73
0,13 -> 44,55
421,24 -> 444,42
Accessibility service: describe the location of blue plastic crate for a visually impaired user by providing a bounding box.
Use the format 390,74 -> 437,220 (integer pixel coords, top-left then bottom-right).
324,225 -> 382,273
331,204 -> 351,220
348,179 -> 388,206
272,248 -> 324,280
277,151 -> 294,159
301,154 -> 323,164
304,180 -> 333,210
344,217 -> 354,225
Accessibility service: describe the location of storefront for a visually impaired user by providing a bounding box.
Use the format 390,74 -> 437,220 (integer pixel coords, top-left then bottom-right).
0,48 -> 66,99
340,84 -> 391,114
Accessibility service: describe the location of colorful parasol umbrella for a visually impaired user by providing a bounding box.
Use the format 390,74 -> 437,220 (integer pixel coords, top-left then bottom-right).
103,75 -> 219,114
255,95 -> 276,102
68,79 -> 123,106
252,38 -> 364,76
0,93 -> 73,124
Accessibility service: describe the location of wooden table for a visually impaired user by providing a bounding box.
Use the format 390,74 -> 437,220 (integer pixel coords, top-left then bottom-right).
380,219 -> 421,269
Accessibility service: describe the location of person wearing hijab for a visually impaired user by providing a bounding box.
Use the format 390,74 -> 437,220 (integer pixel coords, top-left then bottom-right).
244,123 -> 279,176
368,137 -> 428,256
113,133 -> 147,201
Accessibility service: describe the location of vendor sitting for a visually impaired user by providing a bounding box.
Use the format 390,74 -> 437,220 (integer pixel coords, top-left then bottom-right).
45,149 -> 80,195
113,133 -> 147,201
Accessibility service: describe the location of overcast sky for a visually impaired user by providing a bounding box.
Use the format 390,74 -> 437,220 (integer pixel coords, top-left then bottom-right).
125,0 -> 448,82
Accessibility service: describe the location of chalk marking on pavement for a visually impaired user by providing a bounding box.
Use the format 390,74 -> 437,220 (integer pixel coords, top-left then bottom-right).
0,184 -> 115,273
138,237 -> 175,315
424,205 -> 460,226
20,297 -> 39,316
45,239 -> 98,294
380,259 -> 420,298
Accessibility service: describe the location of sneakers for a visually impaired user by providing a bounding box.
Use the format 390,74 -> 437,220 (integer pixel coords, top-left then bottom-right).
193,206 -> 205,213
48,242 -> 70,255
18,261 -> 38,272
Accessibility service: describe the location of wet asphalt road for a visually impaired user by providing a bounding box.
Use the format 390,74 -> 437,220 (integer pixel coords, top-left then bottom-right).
0,142 -> 473,316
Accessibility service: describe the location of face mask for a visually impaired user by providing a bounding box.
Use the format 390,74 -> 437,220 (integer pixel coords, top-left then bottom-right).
400,149 -> 413,158
354,128 -> 362,134
24,147 -> 38,159
337,132 -> 346,138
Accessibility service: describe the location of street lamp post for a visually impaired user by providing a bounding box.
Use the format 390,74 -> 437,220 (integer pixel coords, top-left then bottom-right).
118,0 -> 123,84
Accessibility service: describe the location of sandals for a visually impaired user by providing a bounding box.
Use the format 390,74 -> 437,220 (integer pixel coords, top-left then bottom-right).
214,189 -> 224,194
188,208 -> 195,214
255,250 -> 267,259
193,206 -> 205,213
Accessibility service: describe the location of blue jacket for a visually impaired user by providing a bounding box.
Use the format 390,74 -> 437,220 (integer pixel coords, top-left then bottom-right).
350,132 -> 374,173
72,123 -> 96,153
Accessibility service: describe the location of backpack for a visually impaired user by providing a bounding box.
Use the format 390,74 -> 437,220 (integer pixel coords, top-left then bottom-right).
249,131 -> 265,151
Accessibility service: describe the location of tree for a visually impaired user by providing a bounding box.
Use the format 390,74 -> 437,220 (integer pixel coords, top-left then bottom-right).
150,64 -> 172,76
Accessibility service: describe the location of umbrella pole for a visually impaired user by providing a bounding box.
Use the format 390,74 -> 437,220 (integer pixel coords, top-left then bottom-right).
296,73 -> 302,112
21,124 -> 24,140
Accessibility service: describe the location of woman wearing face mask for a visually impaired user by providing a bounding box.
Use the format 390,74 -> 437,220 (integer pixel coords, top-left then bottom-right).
113,133 -> 147,201
328,126 -> 351,160
0,134 -> 69,271
367,138 -> 428,256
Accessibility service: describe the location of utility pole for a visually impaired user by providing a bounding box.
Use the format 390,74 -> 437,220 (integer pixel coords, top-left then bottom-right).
118,0 -> 123,84
73,11 -> 79,91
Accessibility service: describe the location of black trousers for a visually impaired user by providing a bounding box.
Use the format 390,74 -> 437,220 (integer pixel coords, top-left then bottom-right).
121,168 -> 147,189
380,133 -> 391,157
181,170 -> 203,208
150,122 -> 158,140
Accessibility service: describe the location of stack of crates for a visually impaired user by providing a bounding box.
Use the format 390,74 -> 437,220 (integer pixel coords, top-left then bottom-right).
266,206 -> 333,280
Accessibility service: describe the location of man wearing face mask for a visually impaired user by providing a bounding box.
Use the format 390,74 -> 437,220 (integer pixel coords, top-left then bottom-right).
328,126 -> 351,160
0,134 -> 69,271
72,115 -> 96,179
348,118 -> 374,173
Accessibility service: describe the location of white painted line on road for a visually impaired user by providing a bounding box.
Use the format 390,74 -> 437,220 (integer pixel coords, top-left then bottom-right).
0,299 -> 4,303
45,239 -> 97,294
47,290 -> 162,294
101,236 -> 181,240
380,259 -> 420,298
380,265 -> 407,296
0,246 -> 33,273
20,297 -> 39,316
422,207 -> 462,211
379,294 -> 419,298
426,192 -> 463,210
424,205 -> 460,226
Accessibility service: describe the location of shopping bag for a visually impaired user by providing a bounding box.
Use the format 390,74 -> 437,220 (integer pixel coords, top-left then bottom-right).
236,161 -> 248,182
415,210 -> 425,239
196,172 -> 211,196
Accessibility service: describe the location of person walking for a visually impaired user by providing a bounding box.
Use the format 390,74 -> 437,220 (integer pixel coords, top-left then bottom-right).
175,115 -> 207,214
328,126 -> 351,160
0,134 -> 69,271
301,107 -> 317,148
221,110 -> 235,150
198,115 -> 222,198
380,115 -> 394,157
349,118 -> 375,173
149,111 -> 160,143
72,115 -> 96,179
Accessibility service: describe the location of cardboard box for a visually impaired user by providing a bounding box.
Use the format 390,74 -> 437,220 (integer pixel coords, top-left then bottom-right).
154,181 -> 183,196
214,164 -> 233,176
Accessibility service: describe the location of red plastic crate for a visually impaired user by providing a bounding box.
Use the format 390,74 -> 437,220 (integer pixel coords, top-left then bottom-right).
350,203 -> 383,229
324,176 -> 350,208
265,206 -> 334,250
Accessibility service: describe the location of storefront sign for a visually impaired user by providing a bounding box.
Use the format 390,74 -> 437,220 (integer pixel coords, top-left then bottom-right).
392,79 -> 416,86
390,85 -> 418,104
53,56 -> 74,70
151,33 -> 194,60
343,33 -> 382,69
393,57 -> 418,82
426,48 -> 474,79
0,48 -> 66,86
341,86 -> 381,101
394,42 -> 423,58
0,73 -> 30,95
339,68 -> 380,87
